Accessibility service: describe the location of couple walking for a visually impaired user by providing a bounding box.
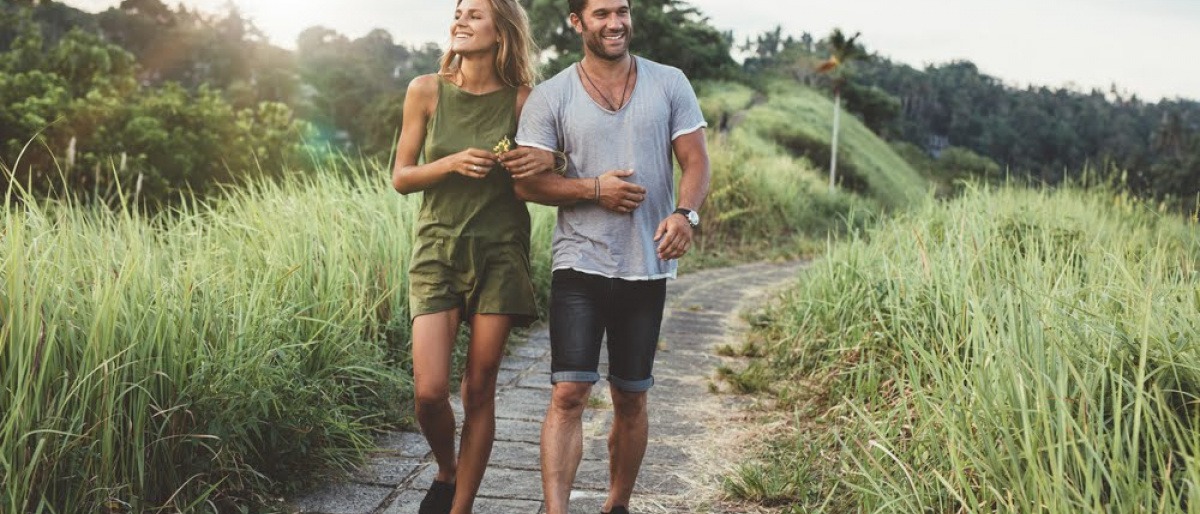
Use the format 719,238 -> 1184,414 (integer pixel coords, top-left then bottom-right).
390,0 -> 710,512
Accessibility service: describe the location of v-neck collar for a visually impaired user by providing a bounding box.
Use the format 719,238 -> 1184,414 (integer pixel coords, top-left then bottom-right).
572,56 -> 640,115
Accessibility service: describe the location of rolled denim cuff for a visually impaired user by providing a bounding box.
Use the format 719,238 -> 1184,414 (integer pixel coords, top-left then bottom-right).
608,374 -> 654,392
551,370 -> 601,384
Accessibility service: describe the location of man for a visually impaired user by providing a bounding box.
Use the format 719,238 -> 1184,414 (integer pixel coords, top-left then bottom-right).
497,1 -> 710,512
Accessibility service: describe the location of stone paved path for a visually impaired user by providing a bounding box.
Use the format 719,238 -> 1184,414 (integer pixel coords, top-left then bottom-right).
289,261 -> 804,514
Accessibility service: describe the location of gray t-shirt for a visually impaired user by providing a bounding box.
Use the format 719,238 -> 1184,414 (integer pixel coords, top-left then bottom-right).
516,56 -> 707,280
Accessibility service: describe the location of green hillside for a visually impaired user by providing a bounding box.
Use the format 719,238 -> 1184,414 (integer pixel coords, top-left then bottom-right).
702,80 -> 927,208
688,79 -> 928,266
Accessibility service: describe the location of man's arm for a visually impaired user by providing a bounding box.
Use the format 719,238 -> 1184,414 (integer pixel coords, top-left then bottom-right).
513,154 -> 648,212
673,129 -> 711,213
512,170 -> 595,206
654,129 -> 711,260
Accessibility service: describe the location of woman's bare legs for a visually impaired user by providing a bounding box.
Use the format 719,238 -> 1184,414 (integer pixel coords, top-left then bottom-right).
450,314 -> 513,514
412,309 -> 462,483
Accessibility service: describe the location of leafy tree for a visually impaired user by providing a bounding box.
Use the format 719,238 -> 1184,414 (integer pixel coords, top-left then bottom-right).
1,8 -> 312,209
295,27 -> 441,155
522,0 -> 737,80
840,81 -> 900,136
830,46 -> 1200,205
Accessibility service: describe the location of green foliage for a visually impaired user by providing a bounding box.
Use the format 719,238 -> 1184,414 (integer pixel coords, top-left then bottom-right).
694,80 -> 756,128
0,13 -> 313,209
727,184 -> 1200,512
840,81 -> 901,136
738,80 -> 928,208
684,79 -> 891,269
295,28 -> 441,155
521,0 -> 738,81
702,129 -> 875,249
893,141 -> 1003,195
0,161 -> 558,512
856,57 -> 1200,204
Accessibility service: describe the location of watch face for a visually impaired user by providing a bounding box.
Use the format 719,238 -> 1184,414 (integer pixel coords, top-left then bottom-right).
686,210 -> 700,226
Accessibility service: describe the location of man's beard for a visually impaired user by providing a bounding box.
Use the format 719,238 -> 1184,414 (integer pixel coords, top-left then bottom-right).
583,25 -> 631,61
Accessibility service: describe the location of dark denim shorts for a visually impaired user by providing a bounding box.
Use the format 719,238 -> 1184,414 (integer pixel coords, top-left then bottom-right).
548,268 -> 667,392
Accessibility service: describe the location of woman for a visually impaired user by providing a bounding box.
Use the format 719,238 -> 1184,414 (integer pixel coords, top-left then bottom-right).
390,1 -> 549,512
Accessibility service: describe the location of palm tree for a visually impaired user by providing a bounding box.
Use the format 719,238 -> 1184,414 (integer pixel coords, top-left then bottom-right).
815,29 -> 865,192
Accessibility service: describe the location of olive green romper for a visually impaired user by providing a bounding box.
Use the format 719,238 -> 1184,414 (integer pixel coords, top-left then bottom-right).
407,77 -> 537,326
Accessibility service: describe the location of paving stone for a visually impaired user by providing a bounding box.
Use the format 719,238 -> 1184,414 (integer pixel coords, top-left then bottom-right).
516,372 -> 553,390
496,367 -> 523,387
584,438 -> 691,465
495,387 -> 550,421
386,488 -> 545,514
405,462 -> 438,490
495,418 -> 544,444
373,430 -> 429,458
529,359 -> 552,375
511,339 -> 551,359
573,461 -> 687,494
565,492 -> 608,514
350,456 -> 421,486
489,440 -> 542,470
381,488 -> 426,514
500,354 -> 539,371
289,482 -> 392,514
468,496 -> 545,513
477,466 -> 544,501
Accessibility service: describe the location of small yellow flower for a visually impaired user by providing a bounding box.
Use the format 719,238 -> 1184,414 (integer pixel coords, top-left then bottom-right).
493,136 -> 512,155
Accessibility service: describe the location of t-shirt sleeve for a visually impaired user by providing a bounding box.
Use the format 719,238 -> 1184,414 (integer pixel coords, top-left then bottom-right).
515,83 -> 560,152
668,69 -> 708,141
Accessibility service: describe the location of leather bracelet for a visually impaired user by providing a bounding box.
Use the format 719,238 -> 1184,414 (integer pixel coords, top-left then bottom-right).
594,177 -> 600,201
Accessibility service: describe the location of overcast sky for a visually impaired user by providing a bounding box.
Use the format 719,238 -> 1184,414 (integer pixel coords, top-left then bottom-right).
63,0 -> 1200,101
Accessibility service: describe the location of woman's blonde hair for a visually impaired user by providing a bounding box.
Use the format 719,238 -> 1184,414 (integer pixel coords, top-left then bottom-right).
439,0 -> 541,87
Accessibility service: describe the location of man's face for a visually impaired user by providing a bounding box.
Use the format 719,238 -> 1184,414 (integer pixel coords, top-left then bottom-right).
571,0 -> 632,61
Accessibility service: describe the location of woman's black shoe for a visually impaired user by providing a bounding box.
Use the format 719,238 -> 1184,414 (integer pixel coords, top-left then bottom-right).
418,480 -> 456,514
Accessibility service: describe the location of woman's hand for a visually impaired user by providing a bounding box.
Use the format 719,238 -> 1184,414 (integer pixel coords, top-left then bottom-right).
499,146 -> 556,179
448,148 -> 498,179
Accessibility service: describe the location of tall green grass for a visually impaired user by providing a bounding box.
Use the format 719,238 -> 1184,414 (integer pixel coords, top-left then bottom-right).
726,185 -> 1200,513
694,128 -> 876,267
0,163 -> 555,512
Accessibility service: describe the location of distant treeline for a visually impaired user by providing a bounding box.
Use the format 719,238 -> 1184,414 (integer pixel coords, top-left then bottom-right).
741,26 -> 1200,203
2,1 -> 1197,208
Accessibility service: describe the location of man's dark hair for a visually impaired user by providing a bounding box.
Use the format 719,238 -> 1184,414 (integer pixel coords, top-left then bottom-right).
568,0 -> 632,18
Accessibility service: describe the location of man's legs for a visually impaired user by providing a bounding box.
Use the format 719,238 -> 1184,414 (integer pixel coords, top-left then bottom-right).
604,387 -> 648,512
541,381 -> 593,514
542,270 -> 606,514
601,277 -> 666,513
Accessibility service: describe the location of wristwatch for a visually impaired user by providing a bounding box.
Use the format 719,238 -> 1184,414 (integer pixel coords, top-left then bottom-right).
673,208 -> 700,228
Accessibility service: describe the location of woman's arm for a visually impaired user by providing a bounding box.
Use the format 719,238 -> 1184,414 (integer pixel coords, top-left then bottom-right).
391,75 -> 498,194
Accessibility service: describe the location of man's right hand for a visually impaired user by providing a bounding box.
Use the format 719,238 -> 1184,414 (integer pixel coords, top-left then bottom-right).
596,170 -> 646,213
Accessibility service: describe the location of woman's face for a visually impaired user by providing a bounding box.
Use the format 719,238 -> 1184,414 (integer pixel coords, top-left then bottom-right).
450,0 -> 499,56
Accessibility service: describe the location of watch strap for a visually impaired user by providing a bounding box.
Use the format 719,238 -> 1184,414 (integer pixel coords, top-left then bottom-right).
673,208 -> 698,227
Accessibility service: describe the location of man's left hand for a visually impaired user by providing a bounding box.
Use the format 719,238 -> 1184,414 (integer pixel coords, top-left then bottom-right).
499,146 -> 556,179
654,213 -> 693,260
